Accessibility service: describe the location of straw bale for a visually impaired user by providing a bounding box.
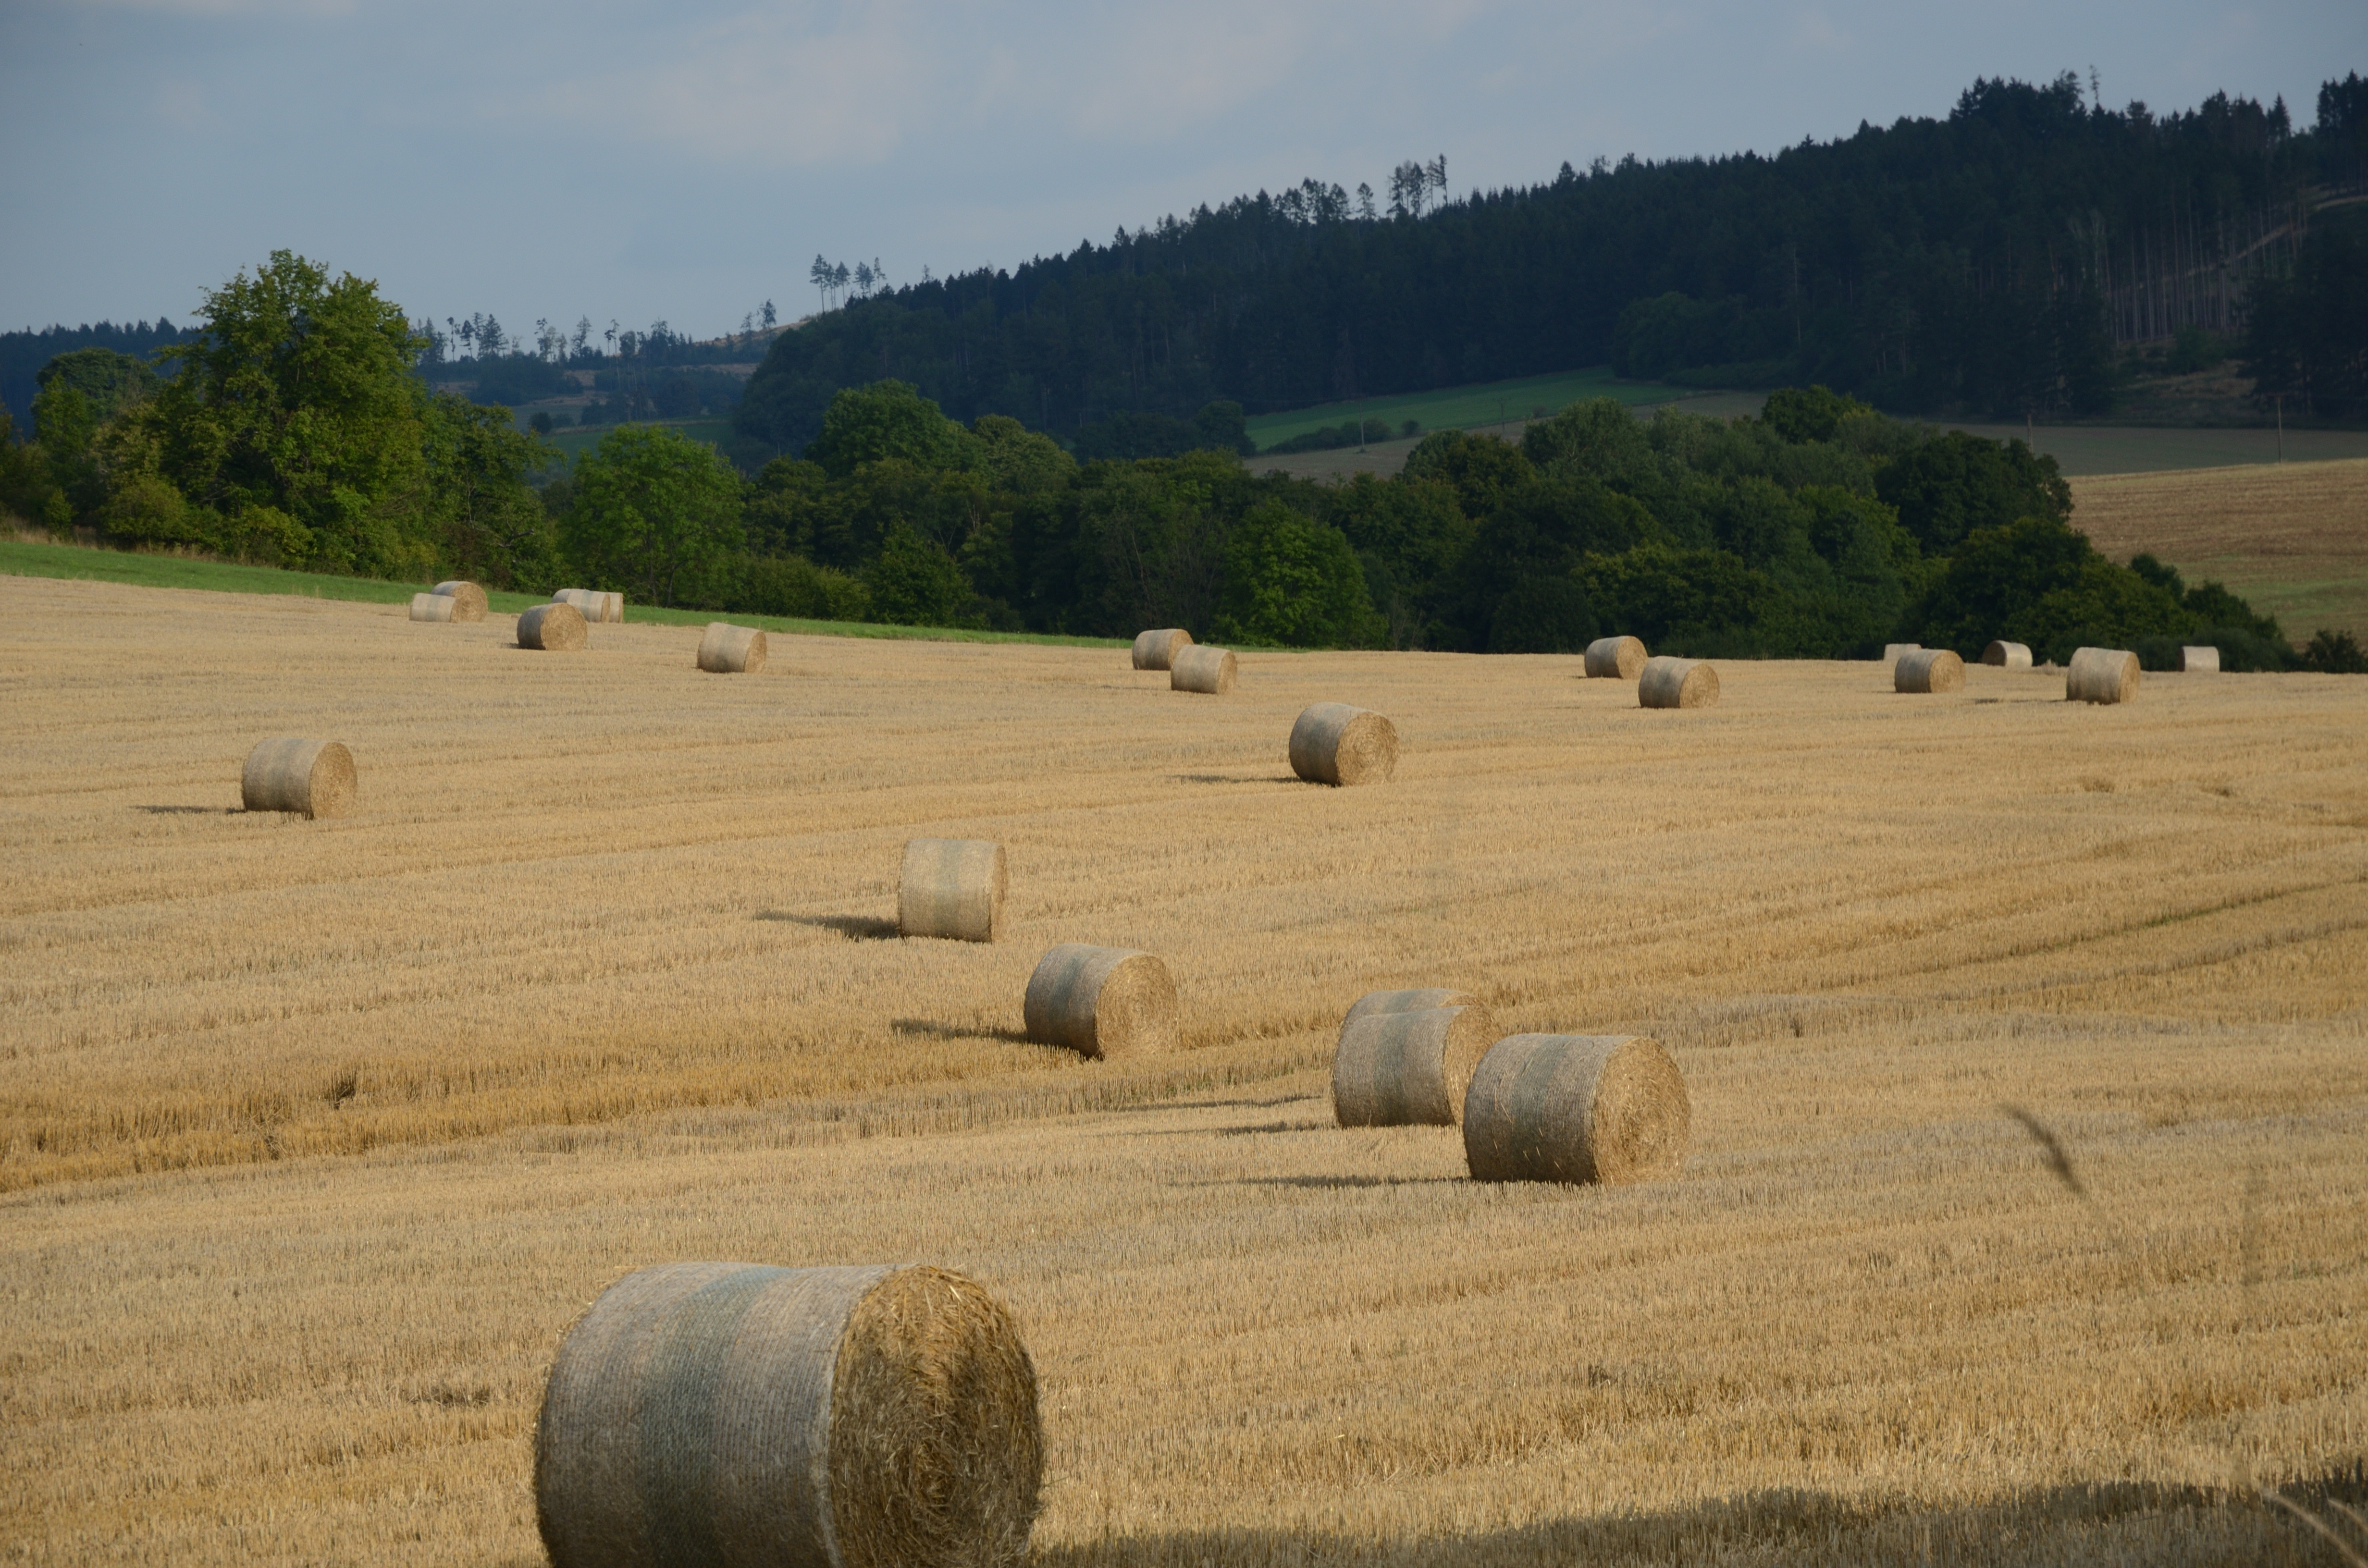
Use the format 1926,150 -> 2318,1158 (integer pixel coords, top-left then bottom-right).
898,839 -> 1008,943
1169,646 -> 1236,694
1332,1004 -> 1500,1127
555,589 -> 625,624
2180,645 -> 2221,674
1582,636 -> 1647,679
1342,987 -> 1478,1025
1895,648 -> 1965,694
241,738 -> 356,819
698,622 -> 768,674
1638,656 -> 1719,709
1982,640 -> 2034,670
1131,629 -> 1193,670
535,1260 -> 1041,1568
1022,943 -> 1177,1058
1288,703 -> 1398,786
1462,1033 -> 1690,1184
431,581 -> 488,621
1882,642 -> 1922,663
2067,646 -> 2141,704
518,602 -> 588,651
408,592 -> 457,623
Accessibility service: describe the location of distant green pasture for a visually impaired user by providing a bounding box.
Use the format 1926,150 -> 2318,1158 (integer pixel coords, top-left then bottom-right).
1244,368 -> 1714,450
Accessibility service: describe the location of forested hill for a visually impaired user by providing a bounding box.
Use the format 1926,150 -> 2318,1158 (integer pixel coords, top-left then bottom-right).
1,320 -> 194,433
737,72 -> 2368,458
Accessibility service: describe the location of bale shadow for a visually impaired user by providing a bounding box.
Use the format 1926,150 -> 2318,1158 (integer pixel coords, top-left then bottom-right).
890,1017 -> 1034,1046
134,805 -> 236,816
1231,1174 -> 1463,1188
756,912 -> 899,940
1108,1094 -> 1320,1115
1170,773 -> 1298,785
1214,1120 -> 1333,1137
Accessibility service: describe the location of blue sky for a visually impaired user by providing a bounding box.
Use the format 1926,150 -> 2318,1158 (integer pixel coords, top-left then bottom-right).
2,0 -> 2361,344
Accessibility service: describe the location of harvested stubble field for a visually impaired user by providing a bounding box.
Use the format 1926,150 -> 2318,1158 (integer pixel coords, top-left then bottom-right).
2,573 -> 2366,1566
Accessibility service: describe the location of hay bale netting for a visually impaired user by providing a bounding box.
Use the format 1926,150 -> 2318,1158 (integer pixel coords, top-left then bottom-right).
2067,646 -> 2141,704
555,589 -> 624,624
1131,628 -> 1192,671
1583,635 -> 1647,680
1333,1004 -> 1501,1127
519,601 -> 588,651
698,622 -> 768,674
1342,987 -> 1478,1025
1638,656 -> 1719,710
2181,645 -> 2221,674
1170,646 -> 1236,694
409,591 -> 458,623
1288,703 -> 1398,786
1462,1033 -> 1691,1185
1982,640 -> 2034,671
535,1261 -> 1042,1568
1895,648 -> 1965,694
431,580 -> 489,622
1022,943 -> 1177,1059
241,738 -> 356,818
898,839 -> 1008,943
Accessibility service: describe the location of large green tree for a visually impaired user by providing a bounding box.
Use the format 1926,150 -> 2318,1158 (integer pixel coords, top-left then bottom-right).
563,426 -> 744,606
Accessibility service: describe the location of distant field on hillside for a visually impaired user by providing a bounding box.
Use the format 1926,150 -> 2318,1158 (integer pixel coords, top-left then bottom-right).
1956,423 -> 2368,477
1245,368 -> 1719,451
537,417 -> 733,465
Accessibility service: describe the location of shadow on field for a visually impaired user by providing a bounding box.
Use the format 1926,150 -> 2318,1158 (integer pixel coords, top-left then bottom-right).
1027,1468 -> 2368,1568
1230,1174 -> 1462,1189
890,1017 -> 1034,1045
1170,773 -> 1298,785
756,911 -> 898,940
134,804 -> 236,815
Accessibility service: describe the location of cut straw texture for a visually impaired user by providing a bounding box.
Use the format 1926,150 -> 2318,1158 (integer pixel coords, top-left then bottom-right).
1983,640 -> 2034,670
2181,645 -> 2221,673
898,839 -> 1008,943
535,1261 -> 1042,1568
1169,646 -> 1236,694
1022,943 -> 1177,1059
240,738 -> 356,819
698,622 -> 768,674
1895,648 -> 1965,694
1462,1033 -> 1691,1185
408,592 -> 458,623
555,589 -> 624,624
431,581 -> 488,621
1288,703 -> 1398,786
1343,988 -> 1478,1024
1131,629 -> 1192,671
2067,646 -> 2141,704
1638,656 -> 1719,709
1332,1004 -> 1500,1127
518,602 -> 588,651
1583,636 -> 1647,679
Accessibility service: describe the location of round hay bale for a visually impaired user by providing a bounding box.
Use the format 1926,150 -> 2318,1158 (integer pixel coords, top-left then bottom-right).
898,839 -> 1008,943
1583,636 -> 1647,680
519,602 -> 588,651
555,589 -> 625,624
2180,645 -> 2221,674
1895,648 -> 1965,694
2067,646 -> 2141,704
1131,629 -> 1192,670
1882,642 -> 1922,663
698,622 -> 767,674
1332,1004 -> 1500,1127
535,1261 -> 1042,1568
432,581 -> 489,622
1638,656 -> 1718,710
1982,640 -> 2034,670
1022,943 -> 1177,1058
1462,1033 -> 1690,1185
409,592 -> 458,623
241,738 -> 356,818
1170,646 -> 1236,695
1288,703 -> 1398,786
1342,987 -> 1478,1025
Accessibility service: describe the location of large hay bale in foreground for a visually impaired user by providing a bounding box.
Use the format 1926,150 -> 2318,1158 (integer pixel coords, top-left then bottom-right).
1583,636 -> 1647,679
409,592 -> 458,623
431,581 -> 488,622
1462,1033 -> 1690,1184
2067,646 -> 2140,704
1982,640 -> 2034,670
698,622 -> 768,674
241,738 -> 356,818
1343,987 -> 1478,1025
1170,646 -> 1236,694
1131,629 -> 1192,670
555,589 -> 624,624
1638,656 -> 1718,709
535,1261 -> 1042,1568
518,602 -> 588,651
899,839 -> 1008,943
1022,943 -> 1176,1058
1288,703 -> 1397,786
1333,1004 -> 1500,1127
1895,648 -> 1965,694
2181,645 -> 2221,674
